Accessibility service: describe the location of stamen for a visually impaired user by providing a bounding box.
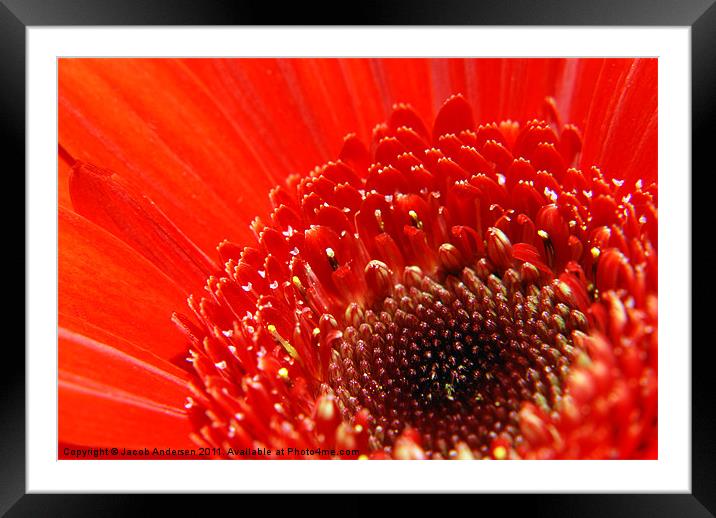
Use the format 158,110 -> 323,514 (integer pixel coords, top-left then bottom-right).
267,324 -> 301,361
374,209 -> 385,231
292,275 -> 306,295
590,247 -> 601,299
537,229 -> 555,269
493,445 -> 508,460
325,247 -> 339,271
408,210 -> 423,229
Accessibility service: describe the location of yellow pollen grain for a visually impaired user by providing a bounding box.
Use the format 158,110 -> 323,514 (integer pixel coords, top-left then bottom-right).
268,324 -> 301,362
292,275 -> 304,292
277,367 -> 289,380
374,209 -> 385,231
445,384 -> 455,401
493,446 -> 507,460
408,210 -> 423,229
325,247 -> 339,270
537,230 -> 555,268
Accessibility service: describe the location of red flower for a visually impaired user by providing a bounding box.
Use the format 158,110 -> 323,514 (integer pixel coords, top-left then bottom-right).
59,58 -> 657,459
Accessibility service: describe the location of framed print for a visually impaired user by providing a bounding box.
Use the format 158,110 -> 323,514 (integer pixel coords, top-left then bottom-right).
5,0 -> 713,514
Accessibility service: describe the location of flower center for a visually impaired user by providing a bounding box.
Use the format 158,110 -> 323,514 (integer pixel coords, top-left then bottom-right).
328,262 -> 588,458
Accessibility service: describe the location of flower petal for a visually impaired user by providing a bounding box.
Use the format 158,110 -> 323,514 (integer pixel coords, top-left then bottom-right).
180,58 -> 349,174
69,161 -> 218,290
59,207 -> 190,361
566,59 -> 657,183
59,378 -> 194,450
58,154 -> 73,209
59,328 -> 190,409
59,312 -> 192,380
374,59 -> 435,121
59,58 -> 276,254
461,59 -> 566,123
58,328 -> 195,450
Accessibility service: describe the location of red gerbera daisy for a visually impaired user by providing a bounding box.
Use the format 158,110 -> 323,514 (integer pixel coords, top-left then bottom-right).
58,58 -> 657,460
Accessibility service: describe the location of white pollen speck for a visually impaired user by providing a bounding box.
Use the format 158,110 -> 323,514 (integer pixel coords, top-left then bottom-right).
257,270 -> 266,279
289,247 -> 300,256
215,361 -> 227,370
222,329 -> 233,338
269,281 -> 279,289
241,282 -> 253,292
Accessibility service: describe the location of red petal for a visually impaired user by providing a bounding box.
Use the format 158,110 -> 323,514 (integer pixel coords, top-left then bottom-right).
568,59 -> 657,184
59,327 -> 194,449
339,134 -> 371,172
389,103 -> 430,140
464,59 -> 566,123
58,154 -> 73,209
59,59 -> 277,254
433,94 -> 475,142
70,161 -> 217,290
374,59 -> 435,125
59,207 -> 190,361
59,328 -> 190,409
59,378 -> 194,450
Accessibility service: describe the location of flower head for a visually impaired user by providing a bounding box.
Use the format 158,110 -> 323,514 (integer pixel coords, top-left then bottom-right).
59,58 -> 657,460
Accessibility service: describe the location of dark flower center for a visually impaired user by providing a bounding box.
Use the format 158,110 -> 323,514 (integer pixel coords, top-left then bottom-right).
328,261 -> 588,458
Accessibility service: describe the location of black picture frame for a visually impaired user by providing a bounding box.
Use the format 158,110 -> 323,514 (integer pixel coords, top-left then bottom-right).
4,0 -> 712,515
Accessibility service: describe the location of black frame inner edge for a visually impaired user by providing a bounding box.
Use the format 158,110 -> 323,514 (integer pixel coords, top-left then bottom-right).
2,0 -> 713,515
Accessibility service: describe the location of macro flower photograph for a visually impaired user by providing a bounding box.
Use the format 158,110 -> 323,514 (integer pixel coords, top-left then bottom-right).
58,57 -> 658,460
